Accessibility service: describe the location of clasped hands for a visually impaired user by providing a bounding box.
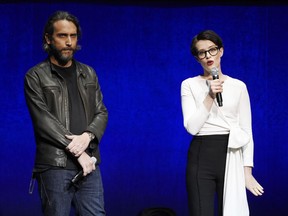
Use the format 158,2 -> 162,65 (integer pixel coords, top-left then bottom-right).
66,133 -> 95,176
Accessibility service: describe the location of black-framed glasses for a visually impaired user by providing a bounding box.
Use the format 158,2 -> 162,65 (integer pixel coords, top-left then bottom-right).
197,47 -> 219,59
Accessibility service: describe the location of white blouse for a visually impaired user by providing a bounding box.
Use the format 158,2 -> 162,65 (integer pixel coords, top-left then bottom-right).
181,75 -> 255,216
181,75 -> 254,167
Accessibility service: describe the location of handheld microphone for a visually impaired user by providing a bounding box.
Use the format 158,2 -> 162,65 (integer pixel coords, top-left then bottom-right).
211,67 -> 223,107
71,156 -> 97,184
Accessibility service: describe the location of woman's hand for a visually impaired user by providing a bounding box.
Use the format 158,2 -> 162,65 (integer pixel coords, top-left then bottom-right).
244,166 -> 264,196
208,79 -> 224,99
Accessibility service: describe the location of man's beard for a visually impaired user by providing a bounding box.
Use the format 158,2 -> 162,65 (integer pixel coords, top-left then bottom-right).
50,44 -> 76,66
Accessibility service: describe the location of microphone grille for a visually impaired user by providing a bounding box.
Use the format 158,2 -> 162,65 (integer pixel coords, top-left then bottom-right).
211,67 -> 218,76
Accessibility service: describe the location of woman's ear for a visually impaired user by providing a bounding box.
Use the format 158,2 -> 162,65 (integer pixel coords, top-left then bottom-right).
219,47 -> 224,57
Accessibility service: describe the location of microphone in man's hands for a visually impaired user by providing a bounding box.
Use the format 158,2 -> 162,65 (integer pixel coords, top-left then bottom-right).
211,67 -> 223,107
71,156 -> 97,184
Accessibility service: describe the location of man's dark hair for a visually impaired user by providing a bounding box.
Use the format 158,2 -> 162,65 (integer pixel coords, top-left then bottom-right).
190,30 -> 224,57
42,11 -> 82,53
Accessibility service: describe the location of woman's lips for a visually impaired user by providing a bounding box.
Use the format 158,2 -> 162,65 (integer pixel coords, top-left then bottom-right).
207,60 -> 214,66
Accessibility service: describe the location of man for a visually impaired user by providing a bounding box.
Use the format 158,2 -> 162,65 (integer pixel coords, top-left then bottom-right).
24,11 -> 108,216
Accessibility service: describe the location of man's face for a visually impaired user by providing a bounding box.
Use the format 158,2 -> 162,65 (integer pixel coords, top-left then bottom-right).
46,20 -> 78,66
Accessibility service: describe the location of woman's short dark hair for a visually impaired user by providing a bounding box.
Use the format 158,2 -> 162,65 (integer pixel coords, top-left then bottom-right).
190,30 -> 223,57
42,11 -> 82,53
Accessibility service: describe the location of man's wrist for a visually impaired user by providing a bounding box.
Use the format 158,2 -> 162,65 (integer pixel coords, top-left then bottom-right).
85,132 -> 95,141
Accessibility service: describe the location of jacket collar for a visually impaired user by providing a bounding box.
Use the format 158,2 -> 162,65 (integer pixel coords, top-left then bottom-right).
47,58 -> 86,78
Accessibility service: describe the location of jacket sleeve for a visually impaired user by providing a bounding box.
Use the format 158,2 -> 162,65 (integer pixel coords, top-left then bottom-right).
84,67 -> 108,145
24,69 -> 71,149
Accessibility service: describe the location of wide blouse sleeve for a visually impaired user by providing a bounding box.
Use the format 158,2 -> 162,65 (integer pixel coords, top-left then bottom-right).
239,84 -> 254,167
181,78 -> 210,135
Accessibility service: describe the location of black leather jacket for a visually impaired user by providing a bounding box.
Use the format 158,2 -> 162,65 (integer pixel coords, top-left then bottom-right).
24,59 -> 108,171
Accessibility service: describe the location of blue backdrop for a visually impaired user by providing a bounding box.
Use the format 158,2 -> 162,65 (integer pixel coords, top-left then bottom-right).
0,2 -> 287,216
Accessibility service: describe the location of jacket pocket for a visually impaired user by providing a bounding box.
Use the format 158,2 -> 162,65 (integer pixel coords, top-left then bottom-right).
43,86 -> 62,114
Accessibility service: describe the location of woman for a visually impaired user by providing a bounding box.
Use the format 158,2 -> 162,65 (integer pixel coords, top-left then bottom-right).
181,30 -> 264,216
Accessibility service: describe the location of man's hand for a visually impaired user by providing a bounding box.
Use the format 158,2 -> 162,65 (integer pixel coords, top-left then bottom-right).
77,152 -> 96,176
65,132 -> 91,157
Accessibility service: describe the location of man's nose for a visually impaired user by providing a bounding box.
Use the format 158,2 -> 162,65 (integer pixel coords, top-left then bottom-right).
66,37 -> 72,46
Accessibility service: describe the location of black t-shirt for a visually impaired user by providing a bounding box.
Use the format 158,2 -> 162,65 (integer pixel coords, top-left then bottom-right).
52,62 -> 87,170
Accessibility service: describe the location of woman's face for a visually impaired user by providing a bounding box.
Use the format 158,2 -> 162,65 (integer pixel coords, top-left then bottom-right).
195,40 -> 223,73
